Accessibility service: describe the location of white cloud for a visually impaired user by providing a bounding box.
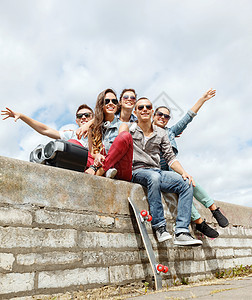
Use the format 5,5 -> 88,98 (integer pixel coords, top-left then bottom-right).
0,0 -> 251,207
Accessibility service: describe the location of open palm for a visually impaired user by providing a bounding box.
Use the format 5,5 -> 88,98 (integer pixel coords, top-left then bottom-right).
1,107 -> 20,122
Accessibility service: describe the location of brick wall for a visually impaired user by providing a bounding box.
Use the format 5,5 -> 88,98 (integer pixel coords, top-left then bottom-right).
0,156 -> 252,299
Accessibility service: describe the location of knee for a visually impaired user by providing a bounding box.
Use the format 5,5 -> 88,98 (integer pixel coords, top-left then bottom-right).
182,179 -> 194,195
67,139 -> 83,146
148,172 -> 161,186
118,131 -> 133,145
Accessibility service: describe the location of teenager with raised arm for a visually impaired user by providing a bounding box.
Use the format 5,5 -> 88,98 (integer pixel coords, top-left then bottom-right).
153,89 -> 229,238
130,97 -> 202,246
1,105 -> 93,148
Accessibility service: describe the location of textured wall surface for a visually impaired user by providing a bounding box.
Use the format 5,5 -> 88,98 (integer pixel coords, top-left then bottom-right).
0,156 -> 252,299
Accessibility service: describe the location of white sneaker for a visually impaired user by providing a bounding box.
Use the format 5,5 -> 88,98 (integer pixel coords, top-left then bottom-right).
174,232 -> 203,246
155,225 -> 172,242
105,168 -> 117,178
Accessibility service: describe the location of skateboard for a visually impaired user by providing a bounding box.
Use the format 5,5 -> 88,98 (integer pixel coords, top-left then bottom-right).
128,197 -> 168,290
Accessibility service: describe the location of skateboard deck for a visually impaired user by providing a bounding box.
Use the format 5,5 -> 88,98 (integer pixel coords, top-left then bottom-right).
128,197 -> 168,290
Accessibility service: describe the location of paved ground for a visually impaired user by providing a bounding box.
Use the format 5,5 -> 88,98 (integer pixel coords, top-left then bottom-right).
127,275 -> 252,299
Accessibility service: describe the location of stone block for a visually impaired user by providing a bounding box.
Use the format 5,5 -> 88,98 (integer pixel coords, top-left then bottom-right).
82,250 -> 142,266
17,251 -> 82,266
204,259 -> 219,272
177,248 -> 194,260
114,216 -> 135,232
0,207 -> 32,226
218,258 -> 235,269
234,248 -> 252,257
78,231 -> 139,249
109,264 -> 146,284
0,227 -> 76,248
233,256 -> 252,266
35,209 -> 115,229
175,260 -> 205,275
0,272 -> 34,294
38,267 -> 109,289
0,253 -> 15,271
167,248 -> 180,261
215,248 -> 234,258
193,248 -> 207,260
207,237 -> 251,248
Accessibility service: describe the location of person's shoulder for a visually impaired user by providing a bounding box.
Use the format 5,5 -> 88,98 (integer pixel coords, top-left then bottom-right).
129,122 -> 138,133
153,124 -> 166,135
130,114 -> 138,122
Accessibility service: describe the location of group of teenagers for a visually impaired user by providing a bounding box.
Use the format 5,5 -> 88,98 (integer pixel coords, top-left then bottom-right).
1,87 -> 229,246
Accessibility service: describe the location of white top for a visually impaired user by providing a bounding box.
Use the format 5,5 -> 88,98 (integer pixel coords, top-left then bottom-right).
59,130 -> 88,148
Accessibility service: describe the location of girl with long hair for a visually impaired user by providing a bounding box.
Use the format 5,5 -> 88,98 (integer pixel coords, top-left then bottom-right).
85,88 -> 133,181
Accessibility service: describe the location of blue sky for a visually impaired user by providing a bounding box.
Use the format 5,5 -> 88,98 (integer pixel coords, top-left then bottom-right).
1,0 -> 252,207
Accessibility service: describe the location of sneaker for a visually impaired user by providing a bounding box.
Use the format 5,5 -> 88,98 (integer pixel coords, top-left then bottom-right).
105,168 -> 117,179
212,207 -> 229,227
196,220 -> 219,238
155,225 -> 172,242
174,232 -> 203,246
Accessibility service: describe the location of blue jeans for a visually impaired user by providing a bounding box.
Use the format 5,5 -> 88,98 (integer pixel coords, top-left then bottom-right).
131,168 -> 193,234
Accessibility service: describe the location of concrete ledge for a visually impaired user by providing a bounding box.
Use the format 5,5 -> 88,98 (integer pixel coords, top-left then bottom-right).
0,155 -> 252,299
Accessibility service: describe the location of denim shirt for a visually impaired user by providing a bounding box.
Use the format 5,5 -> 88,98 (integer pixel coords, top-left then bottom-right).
166,110 -> 196,155
115,112 -> 137,123
160,110 -> 196,170
102,117 -> 122,154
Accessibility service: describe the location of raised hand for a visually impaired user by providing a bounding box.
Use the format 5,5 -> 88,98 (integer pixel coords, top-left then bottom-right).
191,88 -> 216,114
1,107 -> 21,122
201,88 -> 216,102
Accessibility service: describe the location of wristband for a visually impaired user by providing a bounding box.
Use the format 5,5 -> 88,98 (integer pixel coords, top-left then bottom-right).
90,165 -> 99,172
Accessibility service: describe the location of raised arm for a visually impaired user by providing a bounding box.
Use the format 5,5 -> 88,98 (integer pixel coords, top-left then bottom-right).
1,107 -> 60,139
170,88 -> 216,137
191,88 -> 216,114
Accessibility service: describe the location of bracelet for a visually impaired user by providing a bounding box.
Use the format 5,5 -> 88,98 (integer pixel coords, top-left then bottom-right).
90,165 -> 99,172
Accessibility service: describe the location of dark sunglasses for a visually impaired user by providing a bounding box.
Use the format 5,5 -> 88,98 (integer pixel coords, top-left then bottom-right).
122,95 -> 136,100
156,111 -> 171,120
104,98 -> 119,105
76,112 -> 92,119
137,104 -> 152,110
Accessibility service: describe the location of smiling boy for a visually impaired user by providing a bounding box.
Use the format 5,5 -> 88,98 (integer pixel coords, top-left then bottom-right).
130,97 -> 202,246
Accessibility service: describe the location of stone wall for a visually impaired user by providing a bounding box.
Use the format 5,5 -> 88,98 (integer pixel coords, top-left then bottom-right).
0,155 -> 252,299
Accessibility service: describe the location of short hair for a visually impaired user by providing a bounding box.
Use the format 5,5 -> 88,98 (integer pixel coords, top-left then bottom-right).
154,106 -> 170,115
76,104 -> 94,117
119,88 -> 137,101
134,97 -> 152,110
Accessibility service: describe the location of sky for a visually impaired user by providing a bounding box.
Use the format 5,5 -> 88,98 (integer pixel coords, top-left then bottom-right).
0,0 -> 252,207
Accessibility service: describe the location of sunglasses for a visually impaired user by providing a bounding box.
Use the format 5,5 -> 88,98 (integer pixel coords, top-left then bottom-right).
137,104 -> 152,110
156,111 -> 171,120
104,98 -> 119,105
122,95 -> 136,100
76,112 -> 92,119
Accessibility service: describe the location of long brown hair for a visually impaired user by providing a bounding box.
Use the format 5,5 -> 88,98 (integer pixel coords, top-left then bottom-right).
92,88 -> 117,154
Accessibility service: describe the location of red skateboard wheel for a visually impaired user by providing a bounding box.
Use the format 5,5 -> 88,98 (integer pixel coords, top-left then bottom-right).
157,264 -> 164,272
163,266 -> 169,273
147,215 -> 152,222
140,210 -> 148,217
